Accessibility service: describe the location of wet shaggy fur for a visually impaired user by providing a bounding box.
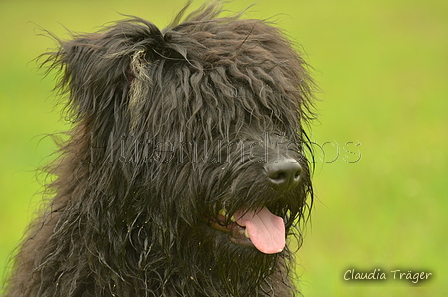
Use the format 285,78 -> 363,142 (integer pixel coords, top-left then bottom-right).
4,2 -> 316,297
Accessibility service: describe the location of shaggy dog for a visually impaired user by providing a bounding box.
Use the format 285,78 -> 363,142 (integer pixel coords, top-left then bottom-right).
4,2 -> 316,296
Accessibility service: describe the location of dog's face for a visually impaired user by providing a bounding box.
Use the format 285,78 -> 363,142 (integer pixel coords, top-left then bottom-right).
122,18 -> 314,258
42,6 -> 314,295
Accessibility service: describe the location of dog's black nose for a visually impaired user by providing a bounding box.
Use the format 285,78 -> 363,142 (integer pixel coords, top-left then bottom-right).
264,158 -> 302,191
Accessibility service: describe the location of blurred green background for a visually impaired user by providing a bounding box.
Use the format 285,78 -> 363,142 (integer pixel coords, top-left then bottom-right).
0,0 -> 447,296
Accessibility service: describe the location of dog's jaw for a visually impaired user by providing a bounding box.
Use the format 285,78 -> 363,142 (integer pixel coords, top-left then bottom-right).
209,212 -> 254,248
209,207 -> 286,254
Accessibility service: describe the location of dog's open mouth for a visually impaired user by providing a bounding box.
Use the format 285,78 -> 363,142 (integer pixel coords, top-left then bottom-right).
209,207 -> 285,254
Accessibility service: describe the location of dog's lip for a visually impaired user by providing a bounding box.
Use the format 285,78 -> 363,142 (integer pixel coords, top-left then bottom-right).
209,214 -> 254,248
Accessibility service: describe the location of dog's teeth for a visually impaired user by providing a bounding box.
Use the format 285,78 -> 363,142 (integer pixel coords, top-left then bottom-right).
244,228 -> 250,238
230,215 -> 236,222
218,209 -> 226,216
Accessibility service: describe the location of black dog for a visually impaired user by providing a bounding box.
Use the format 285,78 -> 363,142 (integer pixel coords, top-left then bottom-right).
5,2 -> 316,296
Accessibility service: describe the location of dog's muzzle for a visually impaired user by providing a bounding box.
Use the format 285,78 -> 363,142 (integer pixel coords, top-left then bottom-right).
209,157 -> 303,254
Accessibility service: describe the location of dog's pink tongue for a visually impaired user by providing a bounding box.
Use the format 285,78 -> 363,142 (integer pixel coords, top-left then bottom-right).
235,207 -> 285,254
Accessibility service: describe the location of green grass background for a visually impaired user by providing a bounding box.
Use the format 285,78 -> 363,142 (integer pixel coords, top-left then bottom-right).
0,0 -> 447,295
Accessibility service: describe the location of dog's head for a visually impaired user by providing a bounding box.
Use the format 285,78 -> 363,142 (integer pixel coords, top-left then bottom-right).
44,2 -> 315,294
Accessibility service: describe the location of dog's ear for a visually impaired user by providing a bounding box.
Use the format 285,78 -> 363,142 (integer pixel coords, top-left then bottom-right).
43,18 -> 164,123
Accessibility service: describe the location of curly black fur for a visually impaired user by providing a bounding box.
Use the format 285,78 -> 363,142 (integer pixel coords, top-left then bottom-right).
4,2 -> 316,296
